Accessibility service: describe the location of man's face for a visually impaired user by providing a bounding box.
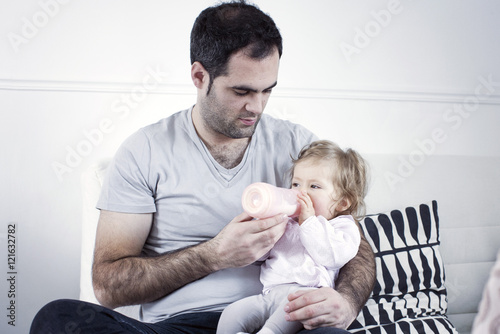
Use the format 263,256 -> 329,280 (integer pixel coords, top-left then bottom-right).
198,48 -> 280,139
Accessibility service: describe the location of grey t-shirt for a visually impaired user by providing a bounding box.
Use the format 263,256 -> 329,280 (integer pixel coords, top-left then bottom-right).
97,106 -> 317,323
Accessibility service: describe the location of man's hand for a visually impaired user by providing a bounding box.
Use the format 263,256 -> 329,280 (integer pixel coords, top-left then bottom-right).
284,287 -> 357,330
209,212 -> 288,270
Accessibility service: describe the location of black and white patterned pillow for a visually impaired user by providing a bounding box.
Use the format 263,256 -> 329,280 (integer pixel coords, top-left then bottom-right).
348,201 -> 458,334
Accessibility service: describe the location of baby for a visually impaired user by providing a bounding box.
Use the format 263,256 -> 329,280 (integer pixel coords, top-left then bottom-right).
217,140 -> 369,334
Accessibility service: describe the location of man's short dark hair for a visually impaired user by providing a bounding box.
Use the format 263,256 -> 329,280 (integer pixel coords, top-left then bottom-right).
190,1 -> 283,93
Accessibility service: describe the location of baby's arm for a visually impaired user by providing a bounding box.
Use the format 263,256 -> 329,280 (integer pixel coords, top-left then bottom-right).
297,191 -> 315,225
299,216 -> 361,269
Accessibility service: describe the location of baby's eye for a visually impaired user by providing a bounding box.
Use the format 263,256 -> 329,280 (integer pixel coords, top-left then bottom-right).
310,184 -> 321,189
292,183 -> 299,188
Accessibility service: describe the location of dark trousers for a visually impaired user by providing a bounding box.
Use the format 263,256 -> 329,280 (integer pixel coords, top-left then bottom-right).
30,299 -> 350,334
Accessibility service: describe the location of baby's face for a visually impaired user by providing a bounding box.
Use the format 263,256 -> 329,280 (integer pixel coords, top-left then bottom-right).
291,159 -> 340,220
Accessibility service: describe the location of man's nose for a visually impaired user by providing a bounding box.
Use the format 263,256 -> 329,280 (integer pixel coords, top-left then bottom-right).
245,94 -> 264,114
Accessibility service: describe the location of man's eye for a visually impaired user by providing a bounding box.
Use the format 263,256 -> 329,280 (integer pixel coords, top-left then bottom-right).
234,90 -> 248,96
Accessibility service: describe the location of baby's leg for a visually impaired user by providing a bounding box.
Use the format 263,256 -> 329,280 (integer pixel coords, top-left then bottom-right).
258,285 -> 309,334
217,294 -> 270,334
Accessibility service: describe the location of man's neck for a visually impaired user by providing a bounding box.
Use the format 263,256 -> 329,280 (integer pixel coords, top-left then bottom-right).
191,105 -> 251,169
203,138 -> 250,169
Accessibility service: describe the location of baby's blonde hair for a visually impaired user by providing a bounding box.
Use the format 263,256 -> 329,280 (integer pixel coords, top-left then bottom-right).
290,140 -> 369,221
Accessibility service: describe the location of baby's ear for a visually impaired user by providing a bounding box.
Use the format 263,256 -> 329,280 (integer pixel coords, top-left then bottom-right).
337,198 -> 351,212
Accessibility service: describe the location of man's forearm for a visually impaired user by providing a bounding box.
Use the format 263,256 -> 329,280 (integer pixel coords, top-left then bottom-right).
335,235 -> 376,315
92,212 -> 287,309
92,240 -> 219,309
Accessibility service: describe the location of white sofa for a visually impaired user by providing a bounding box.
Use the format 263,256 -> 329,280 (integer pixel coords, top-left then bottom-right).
80,153 -> 500,333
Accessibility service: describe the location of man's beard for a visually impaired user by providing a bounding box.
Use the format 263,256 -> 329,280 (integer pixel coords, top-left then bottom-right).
201,91 -> 261,139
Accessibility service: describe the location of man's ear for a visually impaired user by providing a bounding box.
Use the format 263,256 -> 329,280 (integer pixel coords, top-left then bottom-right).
191,61 -> 208,90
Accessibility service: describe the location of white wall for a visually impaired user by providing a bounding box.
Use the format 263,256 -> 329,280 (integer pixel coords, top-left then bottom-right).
1,0 -> 499,332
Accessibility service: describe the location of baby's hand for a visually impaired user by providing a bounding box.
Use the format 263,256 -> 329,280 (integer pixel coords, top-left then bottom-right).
297,191 -> 315,225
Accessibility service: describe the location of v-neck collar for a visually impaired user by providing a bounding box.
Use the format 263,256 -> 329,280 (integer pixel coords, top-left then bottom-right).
187,106 -> 256,187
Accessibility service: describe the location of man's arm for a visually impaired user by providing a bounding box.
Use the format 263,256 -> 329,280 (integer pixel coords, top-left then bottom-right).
92,210 -> 288,309
335,234 -> 376,315
284,234 -> 376,329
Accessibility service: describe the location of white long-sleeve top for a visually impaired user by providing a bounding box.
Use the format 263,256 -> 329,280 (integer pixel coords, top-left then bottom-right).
260,215 -> 361,293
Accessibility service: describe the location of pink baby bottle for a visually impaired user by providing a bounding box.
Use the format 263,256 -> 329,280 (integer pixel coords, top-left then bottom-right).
242,182 -> 300,219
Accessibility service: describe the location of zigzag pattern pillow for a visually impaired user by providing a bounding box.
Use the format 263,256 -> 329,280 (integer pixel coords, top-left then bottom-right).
348,201 -> 458,334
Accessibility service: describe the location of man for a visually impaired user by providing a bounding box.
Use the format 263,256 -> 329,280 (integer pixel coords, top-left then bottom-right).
31,2 -> 375,333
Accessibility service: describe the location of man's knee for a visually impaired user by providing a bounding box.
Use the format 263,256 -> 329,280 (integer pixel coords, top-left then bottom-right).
30,299 -> 102,334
